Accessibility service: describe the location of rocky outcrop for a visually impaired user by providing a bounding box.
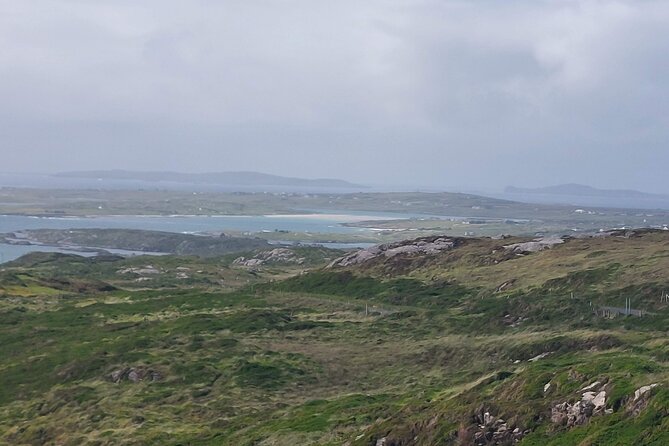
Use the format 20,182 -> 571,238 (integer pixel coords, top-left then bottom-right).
504,236 -> 564,253
633,383 -> 658,402
503,314 -> 527,327
528,352 -> 551,362
581,381 -> 601,392
471,409 -> 527,445
109,366 -> 163,383
117,265 -> 162,275
328,236 -> 456,268
233,257 -> 265,267
551,381 -> 608,427
233,248 -> 305,267
496,280 -> 516,293
628,383 -> 660,416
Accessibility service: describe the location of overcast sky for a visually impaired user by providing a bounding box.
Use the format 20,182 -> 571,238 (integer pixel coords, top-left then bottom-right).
1,0 -> 668,192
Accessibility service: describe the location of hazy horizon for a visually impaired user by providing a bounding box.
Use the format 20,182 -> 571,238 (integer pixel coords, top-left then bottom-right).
3,1 -> 669,193
4,170 -> 669,204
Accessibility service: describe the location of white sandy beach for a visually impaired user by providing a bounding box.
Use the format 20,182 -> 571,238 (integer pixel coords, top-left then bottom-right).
262,213 -> 402,222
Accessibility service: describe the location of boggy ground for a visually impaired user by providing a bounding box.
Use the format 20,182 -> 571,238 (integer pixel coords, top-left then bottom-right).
0,232 -> 668,445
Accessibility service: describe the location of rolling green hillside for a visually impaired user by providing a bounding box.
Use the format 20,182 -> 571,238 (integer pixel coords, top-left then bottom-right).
0,231 -> 668,445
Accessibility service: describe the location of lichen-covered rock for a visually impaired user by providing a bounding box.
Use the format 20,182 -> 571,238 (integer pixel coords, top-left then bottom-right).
628,384 -> 660,416
109,366 -> 163,383
110,368 -> 126,383
233,248 -> 305,267
471,409 -> 525,445
551,386 -> 608,427
581,381 -> 601,392
328,236 -> 456,267
117,265 -> 161,275
633,384 -> 658,402
551,401 -> 593,427
504,236 -> 564,253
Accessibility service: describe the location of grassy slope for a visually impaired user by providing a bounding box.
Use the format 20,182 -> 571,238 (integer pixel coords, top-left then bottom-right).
0,233 -> 668,445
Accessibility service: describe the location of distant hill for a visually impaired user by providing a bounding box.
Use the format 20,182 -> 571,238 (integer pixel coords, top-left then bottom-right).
55,170 -> 366,189
505,183 -> 667,199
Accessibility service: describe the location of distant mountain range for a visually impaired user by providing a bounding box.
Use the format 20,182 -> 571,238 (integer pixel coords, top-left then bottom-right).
55,170 -> 366,189
505,184 -> 668,199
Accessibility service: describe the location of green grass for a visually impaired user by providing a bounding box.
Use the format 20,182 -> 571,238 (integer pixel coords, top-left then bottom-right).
1,232 -> 669,444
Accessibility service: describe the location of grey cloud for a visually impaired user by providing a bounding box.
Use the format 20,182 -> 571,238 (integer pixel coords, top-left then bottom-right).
1,0 -> 668,192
